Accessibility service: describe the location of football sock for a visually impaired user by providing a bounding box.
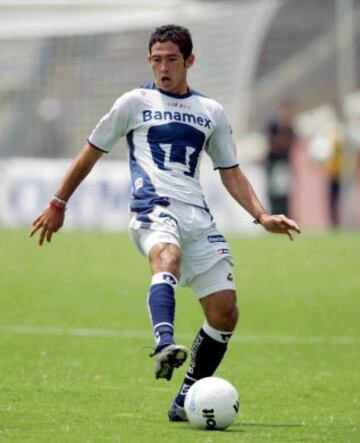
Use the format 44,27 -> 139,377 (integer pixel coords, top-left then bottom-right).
148,272 -> 178,352
174,321 -> 233,407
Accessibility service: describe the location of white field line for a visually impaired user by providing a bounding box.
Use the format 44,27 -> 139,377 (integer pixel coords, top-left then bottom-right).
0,325 -> 359,345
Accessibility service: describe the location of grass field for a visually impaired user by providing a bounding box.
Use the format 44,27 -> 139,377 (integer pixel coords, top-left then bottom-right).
1,228 -> 359,442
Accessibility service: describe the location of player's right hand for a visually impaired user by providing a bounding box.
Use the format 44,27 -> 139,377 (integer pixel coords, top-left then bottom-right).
29,206 -> 65,246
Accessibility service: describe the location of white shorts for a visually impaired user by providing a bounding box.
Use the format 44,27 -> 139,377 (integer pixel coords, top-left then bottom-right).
128,199 -> 236,298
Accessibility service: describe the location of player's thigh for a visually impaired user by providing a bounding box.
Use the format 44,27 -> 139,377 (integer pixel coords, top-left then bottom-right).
190,258 -> 235,299
180,219 -> 233,287
188,259 -> 238,330
128,205 -> 180,254
128,207 -> 182,276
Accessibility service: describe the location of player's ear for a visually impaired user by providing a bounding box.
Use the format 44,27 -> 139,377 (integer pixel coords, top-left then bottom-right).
185,53 -> 195,69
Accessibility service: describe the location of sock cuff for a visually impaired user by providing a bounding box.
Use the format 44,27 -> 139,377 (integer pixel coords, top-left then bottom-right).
153,322 -> 174,332
151,272 -> 178,288
202,321 -> 233,344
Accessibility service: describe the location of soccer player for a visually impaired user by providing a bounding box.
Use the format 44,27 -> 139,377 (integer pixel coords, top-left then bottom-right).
30,25 -> 300,421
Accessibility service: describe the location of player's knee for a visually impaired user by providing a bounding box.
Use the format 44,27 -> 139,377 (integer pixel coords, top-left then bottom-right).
206,294 -> 239,331
219,302 -> 239,330
151,244 -> 181,276
161,251 -> 180,273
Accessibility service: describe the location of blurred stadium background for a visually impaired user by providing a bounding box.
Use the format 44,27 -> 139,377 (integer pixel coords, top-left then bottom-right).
1,0 -> 360,233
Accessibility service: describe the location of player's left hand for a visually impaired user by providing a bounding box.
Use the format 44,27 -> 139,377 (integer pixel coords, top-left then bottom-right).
260,214 -> 301,241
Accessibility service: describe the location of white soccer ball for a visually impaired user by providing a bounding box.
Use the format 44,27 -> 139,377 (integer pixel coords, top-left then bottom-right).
184,376 -> 240,430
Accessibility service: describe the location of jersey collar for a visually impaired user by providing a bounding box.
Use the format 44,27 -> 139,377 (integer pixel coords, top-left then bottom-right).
154,83 -> 193,99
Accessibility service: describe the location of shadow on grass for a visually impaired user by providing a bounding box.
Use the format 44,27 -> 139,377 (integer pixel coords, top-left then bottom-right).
179,422 -> 303,433
180,426 -> 245,433
239,422 -> 303,428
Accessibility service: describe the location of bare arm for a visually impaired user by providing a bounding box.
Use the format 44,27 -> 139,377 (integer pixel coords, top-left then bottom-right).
29,143 -> 103,245
219,166 -> 300,240
52,142 -> 103,202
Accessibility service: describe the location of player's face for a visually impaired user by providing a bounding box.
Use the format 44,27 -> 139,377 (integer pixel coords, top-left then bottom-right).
148,41 -> 194,95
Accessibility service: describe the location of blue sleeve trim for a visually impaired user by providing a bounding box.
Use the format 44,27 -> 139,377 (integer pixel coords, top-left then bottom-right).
191,89 -> 207,98
87,139 -> 109,154
214,163 -> 239,170
140,82 -> 156,90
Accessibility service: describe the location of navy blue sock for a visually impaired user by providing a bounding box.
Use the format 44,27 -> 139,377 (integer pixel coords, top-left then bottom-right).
174,321 -> 233,407
148,272 -> 178,352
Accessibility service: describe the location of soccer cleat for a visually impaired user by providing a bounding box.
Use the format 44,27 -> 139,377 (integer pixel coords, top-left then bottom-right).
168,400 -> 188,422
151,344 -> 188,381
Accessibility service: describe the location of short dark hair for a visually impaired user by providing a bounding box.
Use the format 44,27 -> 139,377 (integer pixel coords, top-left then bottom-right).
148,24 -> 193,60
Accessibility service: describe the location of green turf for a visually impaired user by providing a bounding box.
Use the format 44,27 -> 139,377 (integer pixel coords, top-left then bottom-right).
0,228 -> 359,442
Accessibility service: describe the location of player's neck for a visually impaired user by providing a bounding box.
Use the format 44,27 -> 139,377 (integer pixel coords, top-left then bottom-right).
156,82 -> 190,96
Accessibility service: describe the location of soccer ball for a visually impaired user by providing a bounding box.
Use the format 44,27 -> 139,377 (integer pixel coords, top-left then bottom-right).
184,377 -> 240,430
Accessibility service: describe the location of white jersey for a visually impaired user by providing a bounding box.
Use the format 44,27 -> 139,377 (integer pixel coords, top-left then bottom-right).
88,83 -> 238,213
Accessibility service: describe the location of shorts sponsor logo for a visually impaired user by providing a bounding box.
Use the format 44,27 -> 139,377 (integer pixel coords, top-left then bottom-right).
227,272 -> 233,281
207,235 -> 226,244
217,248 -> 230,255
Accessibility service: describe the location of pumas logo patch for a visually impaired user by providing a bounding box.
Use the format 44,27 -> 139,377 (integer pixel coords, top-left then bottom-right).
134,177 -> 143,190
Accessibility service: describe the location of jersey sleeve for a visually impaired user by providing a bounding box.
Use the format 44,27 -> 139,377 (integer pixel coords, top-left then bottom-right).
88,91 -> 134,153
205,107 -> 238,169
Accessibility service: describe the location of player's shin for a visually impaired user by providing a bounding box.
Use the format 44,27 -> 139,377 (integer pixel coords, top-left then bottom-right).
173,321 -> 233,407
147,272 -> 178,352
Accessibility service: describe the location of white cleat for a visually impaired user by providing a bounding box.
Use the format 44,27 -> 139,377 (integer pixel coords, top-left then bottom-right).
168,400 -> 188,422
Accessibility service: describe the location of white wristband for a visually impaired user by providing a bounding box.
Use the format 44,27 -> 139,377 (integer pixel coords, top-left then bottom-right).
52,195 -> 67,206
